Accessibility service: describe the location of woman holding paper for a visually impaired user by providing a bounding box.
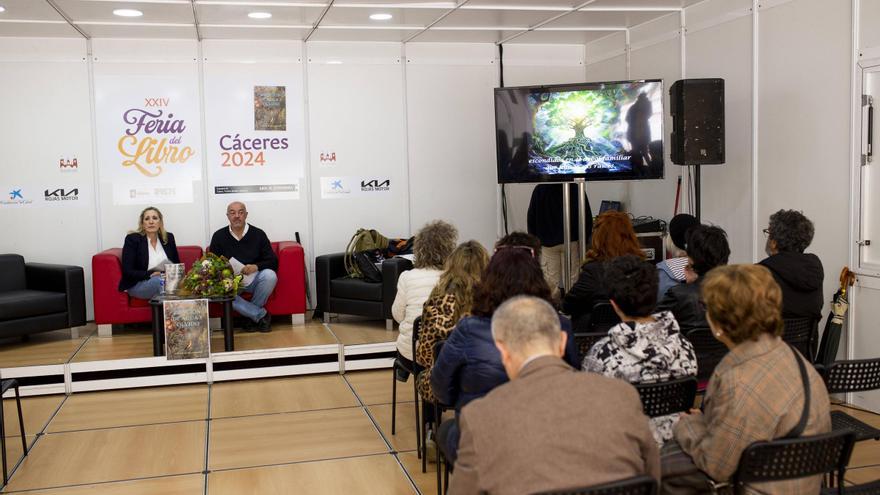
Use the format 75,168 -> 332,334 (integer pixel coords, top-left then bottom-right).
119,206 -> 181,299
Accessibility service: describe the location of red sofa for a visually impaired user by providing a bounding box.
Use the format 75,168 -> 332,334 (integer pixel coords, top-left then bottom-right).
92,241 -> 307,335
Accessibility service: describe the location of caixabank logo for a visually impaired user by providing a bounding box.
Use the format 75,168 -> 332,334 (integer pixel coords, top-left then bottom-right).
1,188 -> 33,206
44,188 -> 79,202
360,179 -> 390,192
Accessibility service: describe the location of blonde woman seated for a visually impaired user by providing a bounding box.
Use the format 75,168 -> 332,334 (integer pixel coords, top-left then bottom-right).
665,265 -> 831,494
583,254 -> 696,447
119,207 -> 180,300
393,220 -> 458,374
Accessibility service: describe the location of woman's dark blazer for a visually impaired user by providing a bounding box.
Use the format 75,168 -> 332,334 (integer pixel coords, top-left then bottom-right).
118,232 -> 180,291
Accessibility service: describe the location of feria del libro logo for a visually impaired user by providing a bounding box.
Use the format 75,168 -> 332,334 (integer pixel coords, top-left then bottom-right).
117,97 -> 196,177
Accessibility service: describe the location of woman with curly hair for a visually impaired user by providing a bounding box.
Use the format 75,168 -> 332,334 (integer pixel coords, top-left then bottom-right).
562,211 -> 644,332
393,220 -> 458,369
431,248 -> 579,462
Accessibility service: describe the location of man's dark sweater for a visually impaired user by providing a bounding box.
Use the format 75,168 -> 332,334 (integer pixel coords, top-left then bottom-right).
209,225 -> 278,272
759,252 -> 824,321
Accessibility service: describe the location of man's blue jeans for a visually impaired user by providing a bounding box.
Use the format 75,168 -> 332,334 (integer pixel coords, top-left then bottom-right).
234,269 -> 277,322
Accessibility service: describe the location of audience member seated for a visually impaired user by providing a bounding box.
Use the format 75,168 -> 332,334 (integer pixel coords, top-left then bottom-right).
393,220 -> 458,372
665,265 -> 831,494
431,248 -> 579,461
210,201 -> 277,332
656,225 -> 729,333
416,240 -> 489,450
758,209 -> 824,321
563,211 -> 644,331
583,255 -> 697,446
493,230 -> 542,258
449,296 -> 659,495
119,207 -> 180,300
657,214 -> 699,301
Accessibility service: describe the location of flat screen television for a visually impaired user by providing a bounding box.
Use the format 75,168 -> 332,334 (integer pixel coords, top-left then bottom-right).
494,79 -> 665,184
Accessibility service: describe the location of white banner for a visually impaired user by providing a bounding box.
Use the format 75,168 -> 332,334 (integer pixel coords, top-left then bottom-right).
320,176 -> 392,199
204,66 -> 305,201
94,72 -> 202,204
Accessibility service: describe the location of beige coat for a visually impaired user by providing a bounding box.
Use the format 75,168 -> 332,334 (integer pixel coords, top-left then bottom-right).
449,356 -> 660,495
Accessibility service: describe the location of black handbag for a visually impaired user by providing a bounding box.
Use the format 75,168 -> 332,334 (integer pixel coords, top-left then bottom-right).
353,251 -> 383,283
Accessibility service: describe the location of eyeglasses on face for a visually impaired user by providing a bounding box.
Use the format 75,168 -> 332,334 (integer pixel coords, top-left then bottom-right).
494,245 -> 536,258
762,228 -> 771,236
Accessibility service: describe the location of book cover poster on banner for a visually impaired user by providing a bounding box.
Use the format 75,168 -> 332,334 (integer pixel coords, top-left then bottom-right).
163,299 -> 210,360
94,72 -> 202,205
204,66 -> 305,202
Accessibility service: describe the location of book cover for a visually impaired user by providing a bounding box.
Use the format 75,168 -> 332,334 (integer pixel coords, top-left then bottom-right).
165,263 -> 185,294
254,86 -> 287,131
164,299 -> 210,360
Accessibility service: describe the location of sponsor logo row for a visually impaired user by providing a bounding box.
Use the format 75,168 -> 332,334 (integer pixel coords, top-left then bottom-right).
320,177 -> 392,199
1,187 -> 83,207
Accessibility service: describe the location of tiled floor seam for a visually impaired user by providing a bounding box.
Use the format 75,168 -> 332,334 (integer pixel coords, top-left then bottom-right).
343,370 -> 423,495
204,382 -> 212,495
62,327 -> 98,365
2,472 -> 204,493
211,403 -> 365,422
43,417 -> 207,435
208,451 -> 393,474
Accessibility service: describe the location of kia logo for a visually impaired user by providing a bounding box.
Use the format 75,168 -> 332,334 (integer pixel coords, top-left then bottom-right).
44,188 -> 79,201
361,180 -> 390,188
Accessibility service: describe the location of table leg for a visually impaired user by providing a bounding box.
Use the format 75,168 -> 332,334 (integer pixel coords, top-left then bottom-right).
223,301 -> 234,352
152,304 -> 164,357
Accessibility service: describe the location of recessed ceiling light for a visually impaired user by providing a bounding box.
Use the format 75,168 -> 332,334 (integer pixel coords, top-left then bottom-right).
0,6 -> 6,13
369,13 -> 392,21
113,9 -> 143,17
248,11 -> 272,19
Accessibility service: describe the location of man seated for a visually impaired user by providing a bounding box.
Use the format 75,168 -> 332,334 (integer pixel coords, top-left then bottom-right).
656,225 -> 730,332
210,201 -> 278,332
449,296 -> 659,495
758,209 -> 824,321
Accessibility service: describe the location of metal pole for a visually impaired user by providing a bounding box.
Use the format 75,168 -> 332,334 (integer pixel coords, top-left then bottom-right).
695,164 -> 702,222
562,183 -> 572,292
576,179 -> 587,262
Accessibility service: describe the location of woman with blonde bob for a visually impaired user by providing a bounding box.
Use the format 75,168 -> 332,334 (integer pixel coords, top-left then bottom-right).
667,264 -> 830,494
119,206 -> 181,299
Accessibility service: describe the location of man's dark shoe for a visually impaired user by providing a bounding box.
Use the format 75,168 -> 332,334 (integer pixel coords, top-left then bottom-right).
237,317 -> 255,332
257,313 -> 272,333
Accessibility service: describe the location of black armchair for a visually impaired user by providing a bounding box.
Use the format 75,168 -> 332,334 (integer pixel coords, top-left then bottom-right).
0,254 -> 86,338
315,253 -> 413,328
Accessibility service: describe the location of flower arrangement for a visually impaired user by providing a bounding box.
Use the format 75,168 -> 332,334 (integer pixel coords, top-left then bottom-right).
181,253 -> 242,297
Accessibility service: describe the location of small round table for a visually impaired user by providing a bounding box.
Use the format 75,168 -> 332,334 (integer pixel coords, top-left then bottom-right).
149,294 -> 236,357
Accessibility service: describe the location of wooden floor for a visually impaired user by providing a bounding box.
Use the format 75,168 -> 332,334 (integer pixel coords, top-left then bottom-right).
0,371 -> 877,494
0,315 -> 395,368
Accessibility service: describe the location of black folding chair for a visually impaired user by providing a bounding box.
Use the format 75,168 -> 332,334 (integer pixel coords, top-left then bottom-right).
534,474 -> 658,495
573,332 -> 607,362
590,301 -> 620,333
783,317 -> 819,362
823,478 -> 880,494
634,377 -> 697,418
432,340 -> 453,494
685,327 -> 728,384
391,316 -> 422,459
0,379 -> 27,487
732,430 -> 856,495
819,358 -> 880,442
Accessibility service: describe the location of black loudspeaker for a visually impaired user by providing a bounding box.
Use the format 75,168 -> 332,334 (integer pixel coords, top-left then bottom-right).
669,78 -> 725,165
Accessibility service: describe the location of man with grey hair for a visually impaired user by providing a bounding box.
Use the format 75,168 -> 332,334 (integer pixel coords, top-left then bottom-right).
448,296 -> 659,495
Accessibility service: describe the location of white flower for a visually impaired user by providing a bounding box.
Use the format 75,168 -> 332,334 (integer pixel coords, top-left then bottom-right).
201,260 -> 211,268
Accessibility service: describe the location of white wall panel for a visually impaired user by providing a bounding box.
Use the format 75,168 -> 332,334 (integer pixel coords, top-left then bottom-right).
759,0 -> 852,344
861,0 -> 880,52
500,44 -> 586,236
306,42 -> 409,256
406,43 -> 498,249
91,39 -> 207,250
0,38 -> 98,318
202,40 -> 310,248
686,16 -> 753,263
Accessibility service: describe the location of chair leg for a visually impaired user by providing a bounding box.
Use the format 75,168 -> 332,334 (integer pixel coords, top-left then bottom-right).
444,458 -> 450,494
97,324 -> 112,337
420,399 -> 427,473
0,388 -> 7,486
413,374 -> 421,464
391,364 -> 398,435
386,319 -> 394,331
15,385 -> 25,456
436,443 -> 443,495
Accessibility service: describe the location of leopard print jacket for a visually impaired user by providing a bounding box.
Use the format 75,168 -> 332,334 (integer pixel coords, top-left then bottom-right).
416,293 -> 459,403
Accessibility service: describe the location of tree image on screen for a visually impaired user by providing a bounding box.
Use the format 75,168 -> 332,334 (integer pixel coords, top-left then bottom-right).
526,82 -> 661,177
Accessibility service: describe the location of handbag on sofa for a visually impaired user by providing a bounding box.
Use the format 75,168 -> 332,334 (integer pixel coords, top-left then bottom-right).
353,251 -> 383,283
344,229 -> 389,279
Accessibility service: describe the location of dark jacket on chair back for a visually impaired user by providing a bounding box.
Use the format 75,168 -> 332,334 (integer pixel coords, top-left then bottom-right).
562,261 -> 610,332
119,232 -> 180,291
656,279 -> 707,333
759,252 -> 824,321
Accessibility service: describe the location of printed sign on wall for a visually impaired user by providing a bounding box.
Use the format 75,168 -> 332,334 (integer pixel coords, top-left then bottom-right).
94,73 -> 202,205
320,176 -> 392,199
204,65 -> 305,202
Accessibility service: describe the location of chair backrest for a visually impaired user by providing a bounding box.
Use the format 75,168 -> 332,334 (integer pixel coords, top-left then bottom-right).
574,332 -> 608,362
412,316 -> 422,361
590,301 -> 621,333
685,327 -> 728,382
733,430 -> 856,492
635,377 -> 698,418
533,475 -> 657,495
0,254 -> 26,292
783,317 -> 818,362
820,357 -> 880,394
